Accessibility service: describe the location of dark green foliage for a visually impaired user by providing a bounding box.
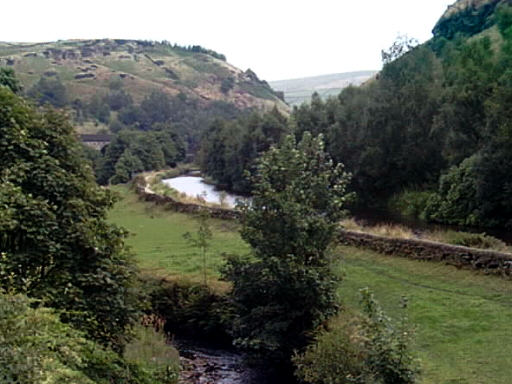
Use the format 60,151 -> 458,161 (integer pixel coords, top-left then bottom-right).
432,0 -> 501,40
293,46 -> 445,203
294,290 -> 419,384
221,76 -> 235,93
87,93 -> 111,124
112,149 -> 145,184
425,144 -> 512,228
0,292 -> 168,384
199,108 -> 289,194
27,75 -> 68,107
139,276 -> 233,345
0,87 -> 139,351
286,4 -> 512,228
97,127 -> 185,185
106,89 -> 133,111
389,190 -> 433,219
222,133 -> 352,362
0,67 -> 22,93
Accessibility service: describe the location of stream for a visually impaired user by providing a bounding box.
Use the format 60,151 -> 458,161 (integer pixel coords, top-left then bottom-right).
175,339 -> 290,384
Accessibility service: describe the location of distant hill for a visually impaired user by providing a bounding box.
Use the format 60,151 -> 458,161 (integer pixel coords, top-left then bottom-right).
269,71 -> 377,106
0,39 -> 288,133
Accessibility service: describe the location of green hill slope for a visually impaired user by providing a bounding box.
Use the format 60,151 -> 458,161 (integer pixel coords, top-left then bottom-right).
0,39 -> 288,124
269,71 -> 376,106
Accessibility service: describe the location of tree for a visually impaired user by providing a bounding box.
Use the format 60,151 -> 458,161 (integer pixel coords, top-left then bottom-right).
112,149 -> 144,184
0,86 -> 139,351
381,35 -> 419,64
27,75 -> 68,107
0,292 -> 161,384
183,211 -> 213,286
222,132 -> 352,363
0,67 -> 22,93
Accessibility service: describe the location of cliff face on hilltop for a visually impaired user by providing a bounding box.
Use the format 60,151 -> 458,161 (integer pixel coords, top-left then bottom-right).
433,0 -> 511,39
0,39 -> 288,113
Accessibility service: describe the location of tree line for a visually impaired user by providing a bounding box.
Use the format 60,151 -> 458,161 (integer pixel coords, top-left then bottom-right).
200,4 -> 512,229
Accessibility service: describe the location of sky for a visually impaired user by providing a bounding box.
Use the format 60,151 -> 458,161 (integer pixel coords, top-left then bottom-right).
1,0 -> 455,81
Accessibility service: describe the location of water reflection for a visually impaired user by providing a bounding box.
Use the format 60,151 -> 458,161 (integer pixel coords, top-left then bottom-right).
162,176 -> 245,208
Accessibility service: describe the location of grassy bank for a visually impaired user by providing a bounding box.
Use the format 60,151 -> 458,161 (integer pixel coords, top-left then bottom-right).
337,246 -> 512,384
108,185 -> 248,282
108,185 -> 512,384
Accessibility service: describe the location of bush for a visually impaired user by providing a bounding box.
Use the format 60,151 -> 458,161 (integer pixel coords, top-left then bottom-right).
124,326 -> 180,384
0,292 -> 161,384
294,289 -> 419,384
139,276 -> 234,345
389,190 -> 434,219
434,230 -> 509,251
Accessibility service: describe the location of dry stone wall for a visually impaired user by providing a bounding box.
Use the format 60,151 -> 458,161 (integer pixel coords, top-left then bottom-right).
337,230 -> 512,277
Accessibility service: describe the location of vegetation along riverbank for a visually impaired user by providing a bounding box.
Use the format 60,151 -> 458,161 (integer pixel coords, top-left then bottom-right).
108,183 -> 512,384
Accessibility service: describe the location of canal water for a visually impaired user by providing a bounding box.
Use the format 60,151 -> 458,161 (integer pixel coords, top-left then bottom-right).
163,175 -> 511,245
162,176 -> 247,208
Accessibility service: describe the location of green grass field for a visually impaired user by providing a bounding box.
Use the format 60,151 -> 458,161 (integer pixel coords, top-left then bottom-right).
108,185 -> 248,282
108,185 -> 512,384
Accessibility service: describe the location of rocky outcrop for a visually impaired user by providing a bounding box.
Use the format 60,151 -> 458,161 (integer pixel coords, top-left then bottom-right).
74,73 -> 95,80
433,0 -> 503,39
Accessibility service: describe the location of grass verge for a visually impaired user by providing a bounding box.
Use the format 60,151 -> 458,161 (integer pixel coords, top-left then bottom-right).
337,245 -> 512,384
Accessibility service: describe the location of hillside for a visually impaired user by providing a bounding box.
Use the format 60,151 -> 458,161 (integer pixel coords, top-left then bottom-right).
0,39 -> 289,131
433,0 -> 506,39
269,71 -> 376,106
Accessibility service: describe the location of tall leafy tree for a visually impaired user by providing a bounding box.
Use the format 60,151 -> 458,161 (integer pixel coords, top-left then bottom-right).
223,133 -> 352,363
0,86 -> 138,351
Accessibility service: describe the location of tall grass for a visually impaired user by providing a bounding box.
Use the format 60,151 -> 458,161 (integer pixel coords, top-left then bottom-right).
340,218 -> 511,253
124,326 -> 180,384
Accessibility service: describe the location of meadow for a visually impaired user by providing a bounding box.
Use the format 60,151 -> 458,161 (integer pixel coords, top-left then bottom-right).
109,185 -> 512,384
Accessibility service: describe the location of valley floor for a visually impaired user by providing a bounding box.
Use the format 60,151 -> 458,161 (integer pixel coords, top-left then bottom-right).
109,185 -> 512,384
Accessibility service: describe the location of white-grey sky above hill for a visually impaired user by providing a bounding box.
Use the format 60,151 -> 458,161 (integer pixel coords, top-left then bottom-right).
2,0 -> 454,81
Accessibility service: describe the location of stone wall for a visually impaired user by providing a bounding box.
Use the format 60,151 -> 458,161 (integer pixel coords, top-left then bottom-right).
337,230 -> 512,277
134,182 -> 241,221
134,178 -> 512,277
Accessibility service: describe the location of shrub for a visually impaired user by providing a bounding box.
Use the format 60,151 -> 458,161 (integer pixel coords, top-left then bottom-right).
294,289 -> 419,384
139,275 -> 234,345
389,190 -> 434,219
432,230 -> 509,252
124,326 -> 180,384
0,292 -> 160,384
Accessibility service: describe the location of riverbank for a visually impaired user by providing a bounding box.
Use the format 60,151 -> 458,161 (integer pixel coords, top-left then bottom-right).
109,184 -> 512,384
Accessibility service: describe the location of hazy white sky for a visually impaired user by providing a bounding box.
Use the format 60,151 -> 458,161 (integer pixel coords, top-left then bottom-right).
1,0 -> 454,81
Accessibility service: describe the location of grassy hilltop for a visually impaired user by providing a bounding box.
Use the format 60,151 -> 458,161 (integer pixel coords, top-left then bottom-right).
0,39 -> 288,117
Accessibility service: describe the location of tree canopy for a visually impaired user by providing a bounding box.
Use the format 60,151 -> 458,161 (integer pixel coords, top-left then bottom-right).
223,133 -> 352,363
0,86 -> 138,351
